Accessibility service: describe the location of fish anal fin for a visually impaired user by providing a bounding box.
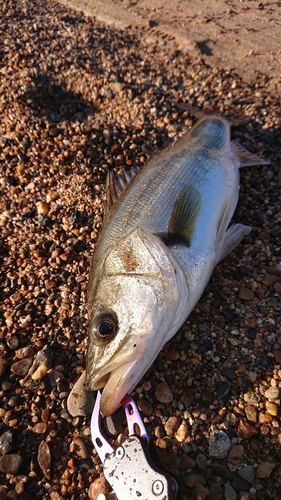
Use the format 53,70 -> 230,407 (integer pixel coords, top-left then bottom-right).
168,185 -> 202,247
104,167 -> 140,216
216,223 -> 251,265
232,140 -> 270,167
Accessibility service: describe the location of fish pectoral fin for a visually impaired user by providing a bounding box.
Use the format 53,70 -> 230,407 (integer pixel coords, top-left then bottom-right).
104,167 -> 140,216
232,141 -> 270,167
168,184 -> 202,247
216,223 -> 251,265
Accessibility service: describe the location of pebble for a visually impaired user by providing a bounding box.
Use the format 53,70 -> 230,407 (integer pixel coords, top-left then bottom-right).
238,465 -> 255,485
256,461 -> 275,478
164,416 -> 181,436
15,345 -> 35,359
238,420 -> 257,439
137,397 -> 153,416
37,440 -> 51,479
238,287 -> 254,301
88,476 -> 112,500
196,453 -> 208,472
175,423 -> 189,442
180,454 -> 196,469
244,405 -> 257,423
217,380 -> 231,397
227,444 -> 245,466
222,367 -> 237,381
31,363 -> 48,380
67,370 -> 95,417
201,389 -> 214,405
209,430 -> 231,459
0,359 -> 9,376
243,391 -> 260,406
264,387 -> 279,401
0,454 -> 22,474
0,430 -> 14,455
70,437 -> 88,459
195,482 -> 207,500
11,358 -> 33,376
224,483 -> 237,500
212,461 -> 233,480
155,381 -> 173,403
104,406 -> 125,437
184,473 -> 206,488
265,401 -> 278,416
231,477 -> 252,493
32,423 -> 47,434
273,349 -> 281,363
209,482 -> 224,500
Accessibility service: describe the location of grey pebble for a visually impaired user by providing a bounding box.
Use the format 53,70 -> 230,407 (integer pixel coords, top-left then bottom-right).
238,465 -> 255,485
212,461 -> 233,480
0,430 -> 14,455
222,367 -> 237,381
224,483 -> 237,500
231,476 -> 252,493
201,389 -> 214,405
217,380 -> 231,397
209,430 -> 231,459
195,453 -> 208,471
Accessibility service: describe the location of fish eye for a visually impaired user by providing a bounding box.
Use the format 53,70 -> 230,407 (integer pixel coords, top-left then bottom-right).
93,312 -> 118,340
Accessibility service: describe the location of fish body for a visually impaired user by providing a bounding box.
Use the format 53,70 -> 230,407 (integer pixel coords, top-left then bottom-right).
86,115 -> 268,416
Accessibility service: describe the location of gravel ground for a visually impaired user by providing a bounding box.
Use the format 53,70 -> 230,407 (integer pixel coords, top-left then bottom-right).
0,0 -> 281,499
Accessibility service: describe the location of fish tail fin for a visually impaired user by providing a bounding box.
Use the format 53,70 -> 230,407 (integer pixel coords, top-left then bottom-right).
232,140 -> 270,167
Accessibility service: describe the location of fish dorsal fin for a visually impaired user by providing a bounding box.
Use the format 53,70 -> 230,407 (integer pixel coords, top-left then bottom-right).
168,184 -> 202,247
232,140 -> 270,167
104,167 -> 140,216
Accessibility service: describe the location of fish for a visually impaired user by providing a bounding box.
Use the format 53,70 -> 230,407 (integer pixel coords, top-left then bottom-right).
86,113 -> 269,416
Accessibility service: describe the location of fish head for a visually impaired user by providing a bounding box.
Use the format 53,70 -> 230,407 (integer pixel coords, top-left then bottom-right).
86,226 -> 188,416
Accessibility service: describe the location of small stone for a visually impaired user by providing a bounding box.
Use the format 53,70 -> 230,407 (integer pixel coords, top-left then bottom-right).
175,423 -> 189,442
224,483 -> 237,500
156,438 -> 167,449
201,389 -> 214,405
259,412 -> 272,423
37,440 -> 51,479
256,461 -> 275,478
36,201 -> 50,215
265,401 -> 278,416
209,482 -> 224,500
71,437 -> 88,459
273,281 -> 281,293
238,493 -> 254,500
137,397 -> 153,417
32,423 -> 47,434
196,453 -> 207,472
184,473 -> 206,488
238,465 -> 255,485
0,358 -> 9,377
67,370 -> 95,417
0,454 -> 22,474
238,420 -> 257,439
244,405 -> 257,422
155,381 -> 173,403
0,430 -> 14,455
222,367 -> 237,381
238,287 -> 254,301
88,476 -> 111,500
217,380 -> 230,397
164,416 -> 181,436
212,461 -> 233,480
11,358 -> 33,376
273,349 -> 281,364
227,444 -> 245,466
243,391 -> 260,406
261,274 -> 278,286
209,430 -> 231,459
264,387 -> 279,401
154,426 -> 165,438
179,454 -> 196,469
163,452 -> 180,470
15,345 -> 35,359
165,350 -> 180,361
31,363 -> 48,380
195,482 -> 207,500
231,477 -> 251,493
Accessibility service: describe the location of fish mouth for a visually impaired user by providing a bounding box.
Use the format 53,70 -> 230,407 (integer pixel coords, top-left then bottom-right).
87,356 -> 149,416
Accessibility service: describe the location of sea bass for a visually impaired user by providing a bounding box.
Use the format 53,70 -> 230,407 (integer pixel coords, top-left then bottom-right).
86,114 -> 268,416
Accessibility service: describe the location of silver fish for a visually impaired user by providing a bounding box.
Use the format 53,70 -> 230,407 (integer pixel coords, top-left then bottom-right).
86,114 -> 268,416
